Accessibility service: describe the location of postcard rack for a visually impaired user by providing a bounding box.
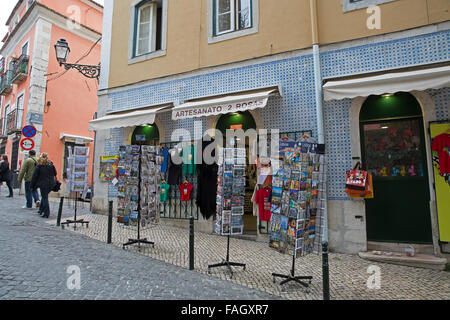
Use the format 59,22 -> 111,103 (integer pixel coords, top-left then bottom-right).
61,146 -> 90,230
208,148 -> 246,279
117,145 -> 162,250
269,141 -> 326,291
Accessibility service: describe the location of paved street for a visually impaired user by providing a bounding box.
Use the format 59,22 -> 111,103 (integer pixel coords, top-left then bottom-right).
61,212 -> 450,300
0,192 -> 276,300
1,191 -> 450,300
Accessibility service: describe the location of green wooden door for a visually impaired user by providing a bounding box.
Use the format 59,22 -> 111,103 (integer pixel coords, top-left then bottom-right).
360,93 -> 433,244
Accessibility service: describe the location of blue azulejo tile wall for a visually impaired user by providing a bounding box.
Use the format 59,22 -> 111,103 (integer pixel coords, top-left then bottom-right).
429,87 -> 450,122
106,28 -> 449,200
323,29 -> 450,200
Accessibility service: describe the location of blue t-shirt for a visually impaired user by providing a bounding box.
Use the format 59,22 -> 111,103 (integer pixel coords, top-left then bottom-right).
161,148 -> 169,173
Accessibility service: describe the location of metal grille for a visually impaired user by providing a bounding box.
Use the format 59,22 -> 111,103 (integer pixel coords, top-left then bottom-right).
159,141 -> 200,220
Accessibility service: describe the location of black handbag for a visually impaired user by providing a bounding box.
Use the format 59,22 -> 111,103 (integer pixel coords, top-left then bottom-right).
52,179 -> 61,192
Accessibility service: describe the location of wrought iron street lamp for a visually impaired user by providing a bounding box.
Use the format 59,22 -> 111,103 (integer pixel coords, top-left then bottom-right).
54,39 -> 100,79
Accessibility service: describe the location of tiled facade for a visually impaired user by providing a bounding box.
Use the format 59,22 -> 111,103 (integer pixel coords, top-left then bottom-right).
104,28 -> 450,202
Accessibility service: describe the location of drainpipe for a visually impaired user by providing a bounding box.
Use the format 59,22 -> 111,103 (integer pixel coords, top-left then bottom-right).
310,0 -> 330,300
90,112 -> 97,212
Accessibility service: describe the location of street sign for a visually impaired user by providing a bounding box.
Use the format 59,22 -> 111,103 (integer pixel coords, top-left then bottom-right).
22,125 -> 37,138
20,138 -> 34,151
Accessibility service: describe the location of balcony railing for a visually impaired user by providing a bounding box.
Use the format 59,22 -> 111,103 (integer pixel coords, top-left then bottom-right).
0,71 -> 13,96
6,109 -> 23,134
11,54 -> 29,84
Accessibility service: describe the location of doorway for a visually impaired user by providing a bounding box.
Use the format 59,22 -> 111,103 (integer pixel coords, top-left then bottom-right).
216,111 -> 257,235
131,124 -> 160,146
360,92 -> 433,244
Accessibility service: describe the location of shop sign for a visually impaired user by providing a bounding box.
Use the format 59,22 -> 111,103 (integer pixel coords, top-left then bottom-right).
173,98 -> 268,120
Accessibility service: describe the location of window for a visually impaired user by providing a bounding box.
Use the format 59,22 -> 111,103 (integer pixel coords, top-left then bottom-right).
214,0 -> 252,35
22,42 -> 28,56
135,2 -> 158,56
132,0 -> 165,59
129,0 -> 166,63
3,105 -> 9,135
16,94 -> 24,129
208,0 -> 258,44
341,0 -> 395,12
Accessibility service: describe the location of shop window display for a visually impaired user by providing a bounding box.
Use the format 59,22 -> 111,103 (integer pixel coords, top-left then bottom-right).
362,119 -> 425,178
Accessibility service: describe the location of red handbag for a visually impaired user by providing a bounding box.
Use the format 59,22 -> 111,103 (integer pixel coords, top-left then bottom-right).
345,162 -> 368,191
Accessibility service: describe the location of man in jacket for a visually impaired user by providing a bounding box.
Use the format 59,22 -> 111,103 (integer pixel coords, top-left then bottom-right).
18,150 -> 40,209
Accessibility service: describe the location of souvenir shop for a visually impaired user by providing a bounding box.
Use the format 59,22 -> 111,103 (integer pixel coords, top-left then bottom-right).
92,107 -> 327,285
90,86 -> 323,239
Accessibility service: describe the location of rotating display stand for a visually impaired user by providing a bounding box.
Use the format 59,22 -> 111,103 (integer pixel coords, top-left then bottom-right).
118,145 -> 161,250
209,148 -> 246,278
208,233 -> 246,279
269,140 -> 326,291
62,146 -> 90,229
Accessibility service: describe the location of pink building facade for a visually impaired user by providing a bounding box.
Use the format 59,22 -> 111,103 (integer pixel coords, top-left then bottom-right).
0,0 -> 102,190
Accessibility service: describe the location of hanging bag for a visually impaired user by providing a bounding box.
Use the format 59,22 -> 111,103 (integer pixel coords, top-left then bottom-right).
345,162 -> 368,191
348,173 -> 374,199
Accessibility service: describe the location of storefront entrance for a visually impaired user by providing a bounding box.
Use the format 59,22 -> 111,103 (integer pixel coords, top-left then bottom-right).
131,124 -> 160,146
216,111 -> 258,235
360,92 -> 433,244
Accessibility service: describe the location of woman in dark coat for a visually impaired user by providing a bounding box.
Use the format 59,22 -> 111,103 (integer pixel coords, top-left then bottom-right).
0,155 -> 13,197
31,153 -> 57,218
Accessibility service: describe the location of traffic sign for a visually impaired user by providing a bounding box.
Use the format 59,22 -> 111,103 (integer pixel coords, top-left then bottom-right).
22,125 -> 37,138
20,138 -> 35,151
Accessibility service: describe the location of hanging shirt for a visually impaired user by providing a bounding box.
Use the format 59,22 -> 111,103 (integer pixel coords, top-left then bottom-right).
160,183 -> 170,202
161,148 -> 169,173
182,144 -> 196,175
432,133 -> 450,174
179,182 -> 194,201
255,187 -> 272,222
168,152 -> 182,185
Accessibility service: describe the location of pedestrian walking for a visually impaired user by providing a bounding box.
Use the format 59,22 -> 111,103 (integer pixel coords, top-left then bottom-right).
0,155 -> 13,198
18,150 -> 41,210
31,153 -> 57,218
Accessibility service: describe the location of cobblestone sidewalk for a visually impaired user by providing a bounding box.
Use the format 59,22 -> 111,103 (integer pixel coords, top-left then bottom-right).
0,195 -> 277,300
48,212 -> 450,300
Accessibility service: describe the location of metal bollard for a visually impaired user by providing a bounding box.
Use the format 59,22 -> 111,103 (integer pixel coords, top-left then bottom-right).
322,242 -> 330,300
56,197 -> 64,227
107,200 -> 113,244
189,216 -> 194,270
